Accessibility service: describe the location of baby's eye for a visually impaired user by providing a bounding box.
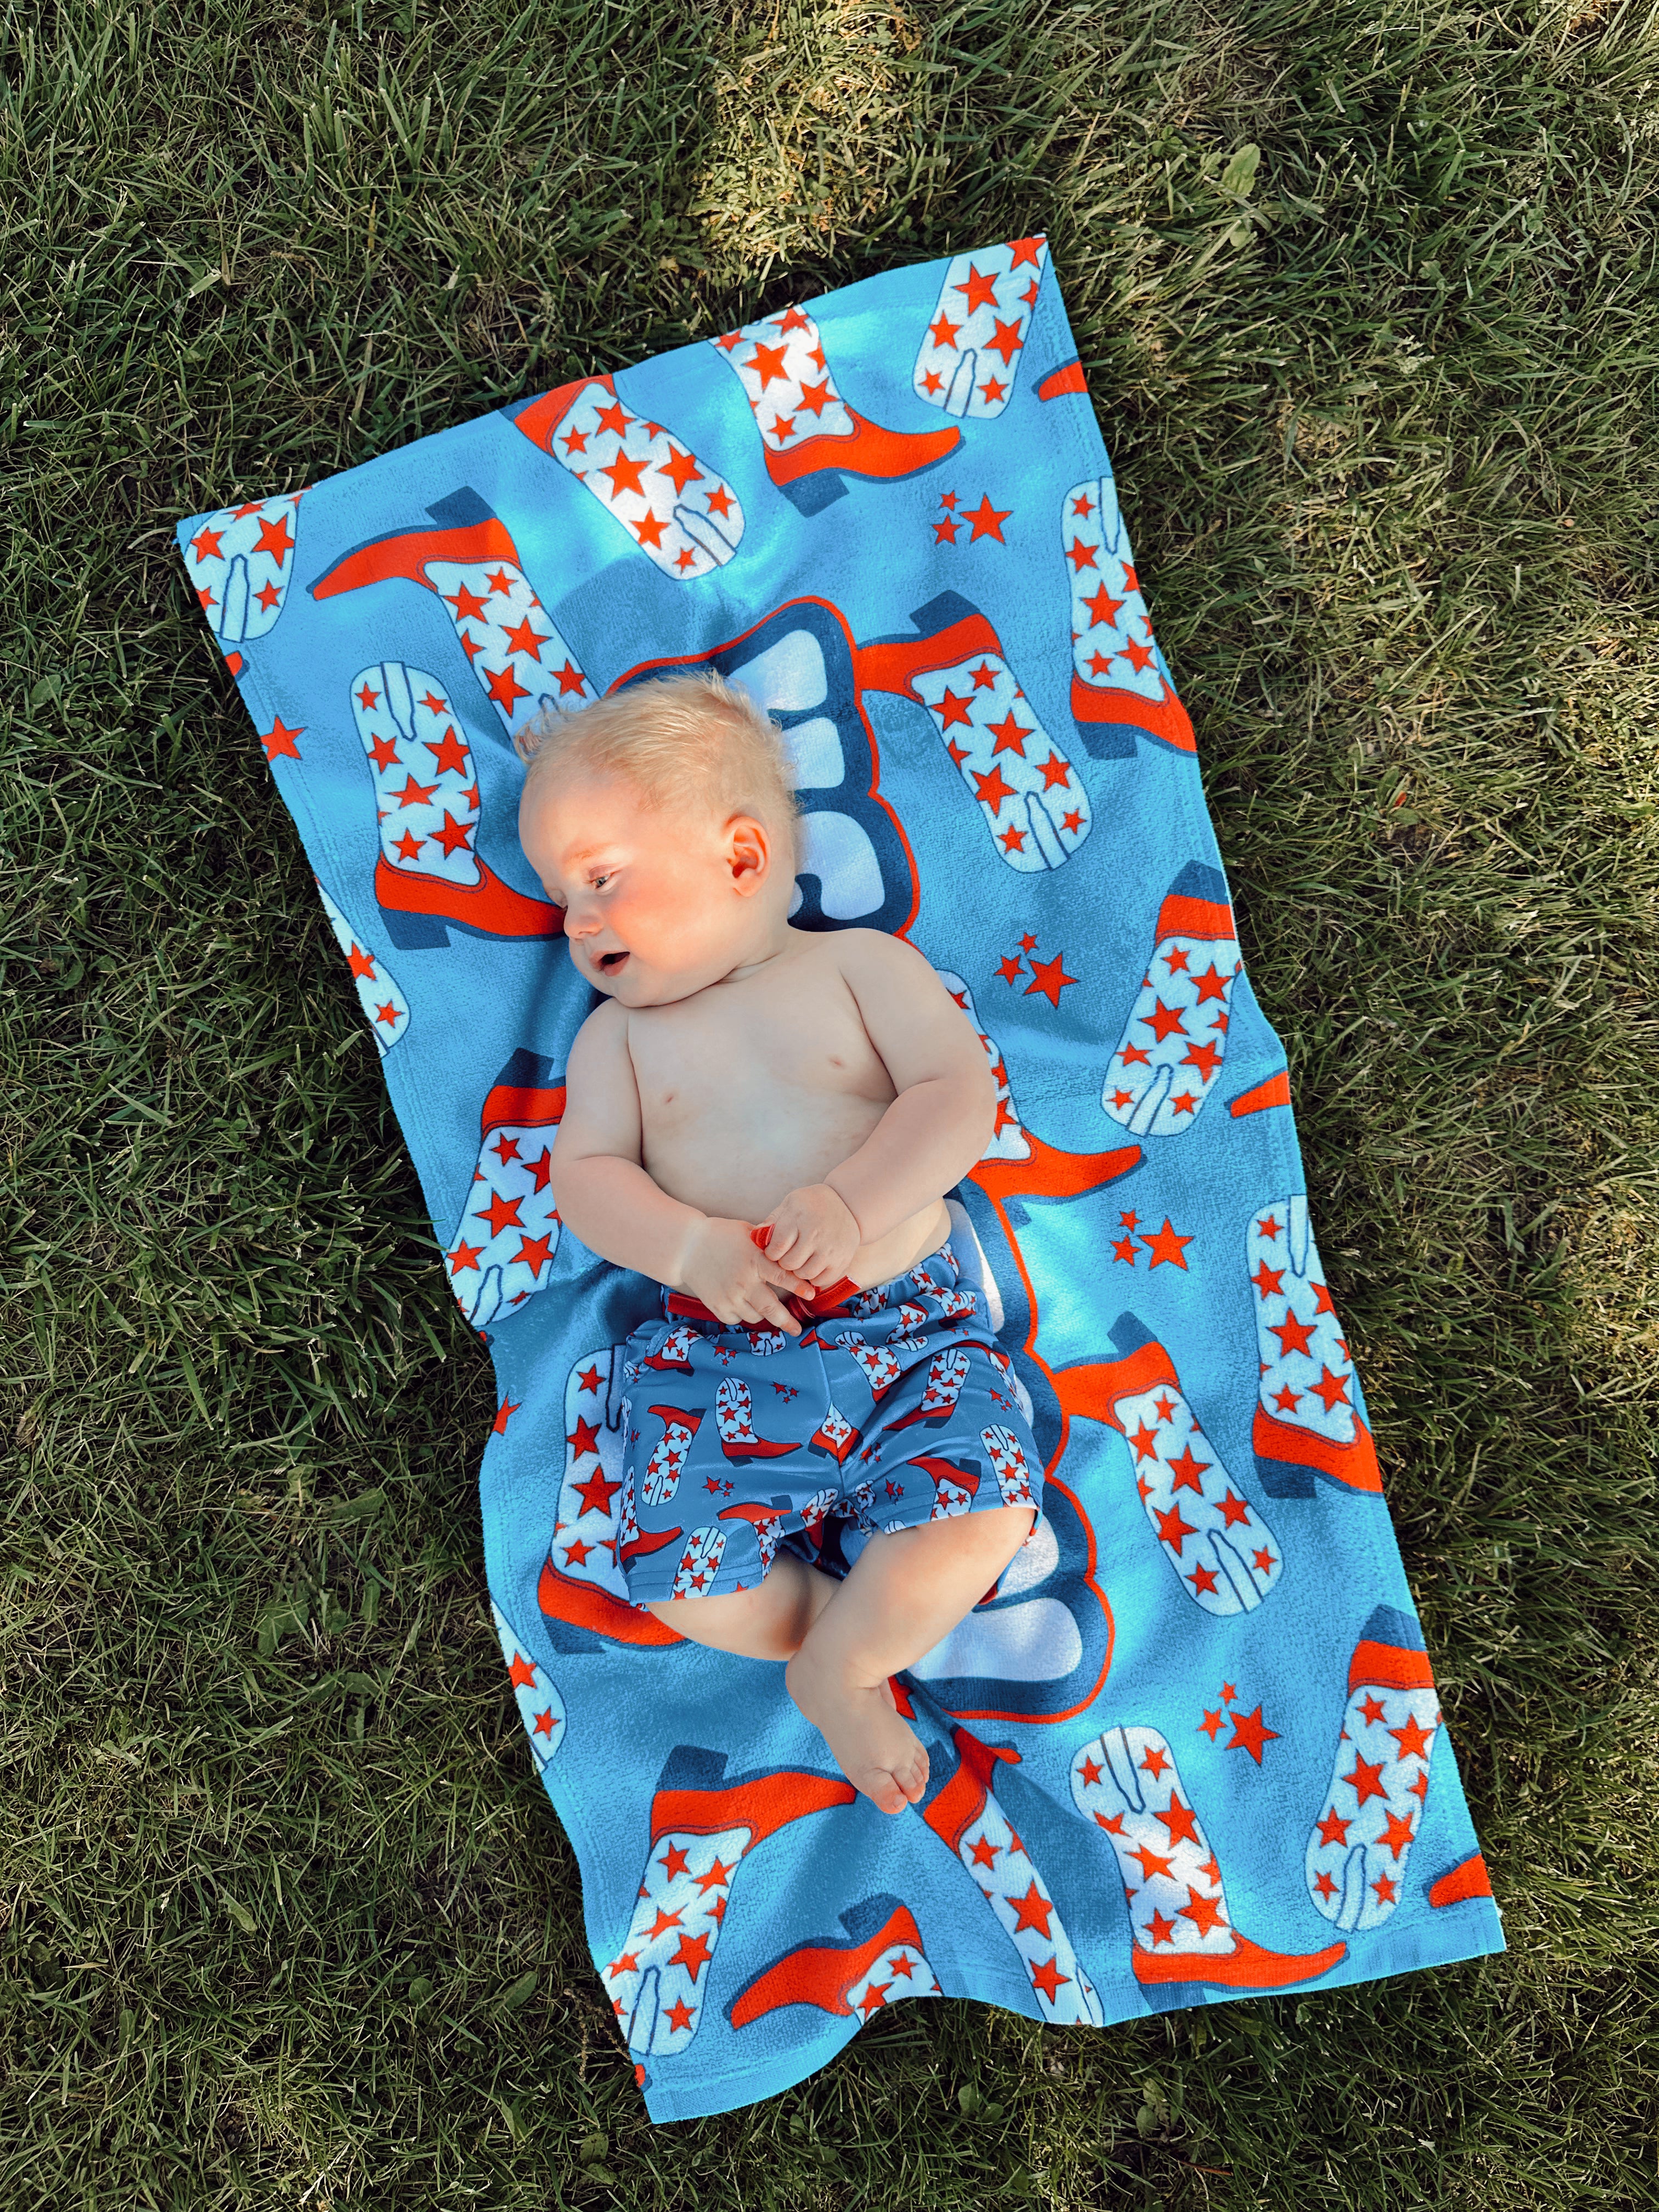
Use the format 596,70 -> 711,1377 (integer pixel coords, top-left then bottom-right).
592,872 -> 613,891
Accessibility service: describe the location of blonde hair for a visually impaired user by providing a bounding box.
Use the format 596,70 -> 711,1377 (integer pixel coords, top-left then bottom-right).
515,672 -> 800,871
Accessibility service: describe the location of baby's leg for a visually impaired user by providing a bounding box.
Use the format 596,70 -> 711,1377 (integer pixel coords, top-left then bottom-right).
785,1504 -> 1036,1815
643,1551 -> 837,1662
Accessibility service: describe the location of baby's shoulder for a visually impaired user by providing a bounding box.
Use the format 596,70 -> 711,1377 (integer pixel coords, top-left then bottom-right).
812,926 -> 935,990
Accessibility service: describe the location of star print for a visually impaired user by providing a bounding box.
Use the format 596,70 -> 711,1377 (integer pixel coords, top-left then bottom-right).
1140,1218 -> 1194,1270
1226,1703 -> 1279,1764
964,494 -> 1011,543
1023,950 -> 1078,1008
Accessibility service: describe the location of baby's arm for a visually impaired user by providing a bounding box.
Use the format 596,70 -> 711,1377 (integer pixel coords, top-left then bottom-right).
550,1002 -> 808,1330
769,933 -> 997,1275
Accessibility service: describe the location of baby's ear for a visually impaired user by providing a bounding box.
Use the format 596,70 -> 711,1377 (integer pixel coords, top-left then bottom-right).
725,811 -> 771,894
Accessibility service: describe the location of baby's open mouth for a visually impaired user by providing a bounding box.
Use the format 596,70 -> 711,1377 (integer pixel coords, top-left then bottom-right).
598,950 -> 630,975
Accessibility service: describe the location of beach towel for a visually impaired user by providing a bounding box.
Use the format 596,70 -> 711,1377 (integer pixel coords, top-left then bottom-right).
175,238 -> 1503,2121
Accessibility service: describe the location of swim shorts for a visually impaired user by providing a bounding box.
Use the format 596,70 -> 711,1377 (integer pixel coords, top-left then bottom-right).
616,1239 -> 1043,1603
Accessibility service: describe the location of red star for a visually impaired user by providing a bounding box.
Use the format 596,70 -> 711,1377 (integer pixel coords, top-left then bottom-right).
921,368 -> 943,394
775,306 -> 812,335
1180,1037 -> 1222,1080
1118,1042 -> 1151,1068
1007,236 -> 1044,268
507,1651 -> 537,1689
984,317 -> 1025,366
1062,808 -> 1084,833
1008,1881 -> 1054,1937
645,1906 -> 682,1938
1198,1707 -> 1224,1741
1129,1841 -> 1173,1882
1252,1546 -> 1276,1574
1157,1795 -> 1201,1847
573,1466 -> 620,1517
745,338 -> 790,389
501,615 -> 549,662
1165,1445 -> 1210,1494
1180,1887 -> 1226,1938
1128,1421 -> 1160,1464
653,444 -> 702,496
978,375 -> 1007,404
1029,1955 -> 1070,2001
1064,535 -> 1098,574
664,1997 -> 696,2033
970,763 -> 1016,811
670,1930 -> 714,1980
448,1239 -> 482,1276
1380,1809 -> 1416,1860
1139,1744 -> 1169,1780
425,725 -> 471,777
933,686 -> 973,730
927,312 -> 960,350
599,449 -> 648,501
254,512 -> 294,561
347,943 -> 377,981
491,1135 -> 521,1163
1193,963 -> 1231,1005
1144,1910 -> 1177,1948
479,1188 -> 525,1238
260,716 -> 303,762
693,1856 -> 733,1894
964,494 -> 1011,543
1250,1262 -> 1285,1298
1372,1874 -> 1397,1906
566,1414 -> 601,1458
1154,1503 -> 1197,1553
1311,1279 -> 1336,1314
1316,1807 -> 1350,1848
1358,1692 -> 1388,1727
607,1950 -> 637,1979
593,400 -> 631,436
986,711 -> 1029,757
1216,1489 -> 1252,1528
392,771 -> 436,810
795,377 -> 833,418
1311,1365 -> 1352,1413
1344,1753 -> 1387,1807
933,517 -> 960,544
444,580 -> 489,623
575,1364 -> 602,1393
1077,1756 -> 1102,1788
1226,1704 -> 1279,1764
1271,1384 -> 1301,1413
856,1980 -> 891,2017
1270,1310 -> 1317,1359
1082,582 -> 1124,627
998,823 -> 1027,855
484,664 -> 531,712
769,413 -> 796,444
560,426 -> 588,456
955,263 -> 1000,313
1390,1713 -> 1435,1760
253,582 -> 281,611
1141,1218 -> 1193,1270
393,830 -> 422,861
190,525 -> 225,562
996,954 -> 1024,984
1024,951 -> 1078,1008
1111,1235 -> 1138,1262
633,510 -> 666,550
967,1832 -> 1000,1869
431,811 -> 474,858
1144,997 -> 1188,1043
554,661 -> 588,696
514,1231 -> 554,1275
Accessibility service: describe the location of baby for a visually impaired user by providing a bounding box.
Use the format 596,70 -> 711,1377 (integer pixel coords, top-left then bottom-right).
516,672 -> 1043,1816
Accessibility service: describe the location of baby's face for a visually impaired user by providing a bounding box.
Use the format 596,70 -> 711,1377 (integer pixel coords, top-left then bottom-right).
520,765 -> 771,1005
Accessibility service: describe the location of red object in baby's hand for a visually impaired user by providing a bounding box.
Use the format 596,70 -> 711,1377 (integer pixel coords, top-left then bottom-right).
751,1223 -> 773,1250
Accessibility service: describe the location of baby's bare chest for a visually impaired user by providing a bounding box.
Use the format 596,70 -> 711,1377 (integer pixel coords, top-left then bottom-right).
628,962 -> 892,1130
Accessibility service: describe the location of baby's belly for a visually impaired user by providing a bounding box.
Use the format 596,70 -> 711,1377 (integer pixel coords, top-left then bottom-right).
641,1094 -> 949,1288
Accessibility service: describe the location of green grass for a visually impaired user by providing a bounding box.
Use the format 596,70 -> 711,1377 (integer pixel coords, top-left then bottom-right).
4,0 -> 1658,2204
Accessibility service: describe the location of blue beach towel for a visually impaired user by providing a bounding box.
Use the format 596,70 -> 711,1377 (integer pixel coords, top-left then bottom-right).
176,239 -> 1503,2121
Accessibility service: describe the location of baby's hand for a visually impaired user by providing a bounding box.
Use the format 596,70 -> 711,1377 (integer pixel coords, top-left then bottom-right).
679,1218 -> 811,1334
758,1184 -> 860,1289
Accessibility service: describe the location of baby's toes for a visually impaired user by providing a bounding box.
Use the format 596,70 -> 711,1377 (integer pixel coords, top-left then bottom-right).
896,1742 -> 930,1805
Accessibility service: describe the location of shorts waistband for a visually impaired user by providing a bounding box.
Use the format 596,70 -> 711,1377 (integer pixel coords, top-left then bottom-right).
664,1273 -> 864,1326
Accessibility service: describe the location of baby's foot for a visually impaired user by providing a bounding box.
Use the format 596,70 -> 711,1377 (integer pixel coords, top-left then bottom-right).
786,1651 -> 929,1815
